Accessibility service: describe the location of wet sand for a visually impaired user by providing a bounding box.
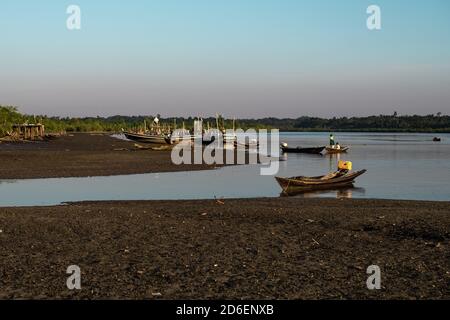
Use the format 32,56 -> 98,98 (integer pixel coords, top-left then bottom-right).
0,133 -> 224,179
0,198 -> 448,300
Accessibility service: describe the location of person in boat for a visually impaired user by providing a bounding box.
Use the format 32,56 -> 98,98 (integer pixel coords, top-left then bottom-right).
329,134 -> 335,148
336,142 -> 341,150
153,116 -> 161,135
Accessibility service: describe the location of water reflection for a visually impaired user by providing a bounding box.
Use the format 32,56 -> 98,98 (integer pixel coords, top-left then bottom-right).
281,186 -> 366,199
280,152 -> 324,160
337,187 -> 366,199
0,180 -> 18,185
328,153 -> 341,171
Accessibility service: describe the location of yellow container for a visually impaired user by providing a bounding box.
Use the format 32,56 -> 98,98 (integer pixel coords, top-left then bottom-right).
338,160 -> 352,171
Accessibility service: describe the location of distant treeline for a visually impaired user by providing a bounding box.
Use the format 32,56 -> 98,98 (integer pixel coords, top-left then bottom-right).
1,106 -> 449,136
235,114 -> 450,133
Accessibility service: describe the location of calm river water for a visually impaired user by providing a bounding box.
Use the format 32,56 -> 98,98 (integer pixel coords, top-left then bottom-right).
0,132 -> 449,206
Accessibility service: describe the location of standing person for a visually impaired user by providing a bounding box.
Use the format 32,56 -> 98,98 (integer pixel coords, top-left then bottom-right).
153,115 -> 161,134
329,134 -> 335,147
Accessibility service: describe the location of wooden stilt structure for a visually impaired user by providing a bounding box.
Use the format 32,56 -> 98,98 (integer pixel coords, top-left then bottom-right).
11,123 -> 45,140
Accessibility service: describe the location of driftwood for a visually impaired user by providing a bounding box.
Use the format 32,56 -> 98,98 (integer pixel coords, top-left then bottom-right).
46,131 -> 66,139
134,143 -> 152,150
214,196 -> 225,205
0,130 -> 65,143
0,132 -> 32,143
134,143 -> 172,151
151,145 -> 172,151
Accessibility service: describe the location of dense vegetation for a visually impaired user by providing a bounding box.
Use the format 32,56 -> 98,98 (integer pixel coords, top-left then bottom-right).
235,114 -> 450,132
1,106 -> 449,137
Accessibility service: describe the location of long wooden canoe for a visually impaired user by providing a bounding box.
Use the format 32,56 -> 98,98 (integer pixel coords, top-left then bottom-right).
275,169 -> 366,194
281,145 -> 325,154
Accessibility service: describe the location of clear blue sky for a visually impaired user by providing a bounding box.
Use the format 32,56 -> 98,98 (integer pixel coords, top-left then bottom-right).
1,0 -> 449,117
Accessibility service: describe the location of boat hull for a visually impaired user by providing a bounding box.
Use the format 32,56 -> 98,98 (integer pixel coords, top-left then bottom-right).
281,146 -> 325,154
278,181 -> 355,193
275,169 -> 366,194
326,146 -> 349,154
124,132 -> 171,145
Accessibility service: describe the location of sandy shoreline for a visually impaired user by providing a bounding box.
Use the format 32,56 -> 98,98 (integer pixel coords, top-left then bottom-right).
0,198 -> 448,299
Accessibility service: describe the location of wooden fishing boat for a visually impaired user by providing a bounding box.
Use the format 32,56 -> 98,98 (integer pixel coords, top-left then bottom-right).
123,131 -> 171,145
281,145 -> 325,154
326,146 -> 349,154
202,129 -> 220,145
169,128 -> 191,144
433,137 -> 441,142
275,169 -> 366,194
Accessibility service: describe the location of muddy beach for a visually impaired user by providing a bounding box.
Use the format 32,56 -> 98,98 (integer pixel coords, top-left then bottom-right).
0,198 -> 448,299
0,133 -> 233,179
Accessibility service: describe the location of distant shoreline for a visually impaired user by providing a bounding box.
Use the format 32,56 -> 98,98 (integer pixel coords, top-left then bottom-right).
2,106 -> 450,135
77,129 -> 450,134
278,129 -> 450,133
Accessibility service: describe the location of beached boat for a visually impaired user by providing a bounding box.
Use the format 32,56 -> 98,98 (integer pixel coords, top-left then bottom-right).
202,128 -> 220,145
281,144 -> 325,154
203,115 -> 238,144
123,131 -> 171,145
224,133 -> 237,144
169,128 -> 191,144
202,129 -> 238,145
326,146 -> 349,154
275,169 -> 366,194
123,116 -> 187,145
